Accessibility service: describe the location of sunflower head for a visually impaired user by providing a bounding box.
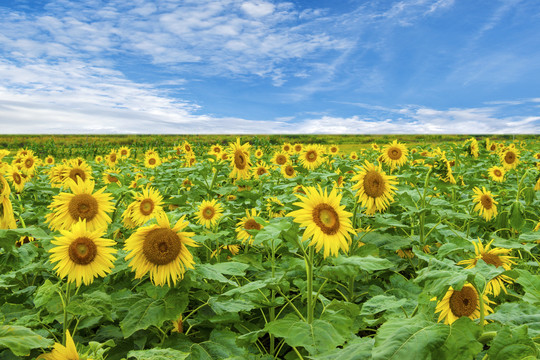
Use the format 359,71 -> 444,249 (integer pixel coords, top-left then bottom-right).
227,138 -> 252,180
472,187 -> 498,221
488,166 -> 505,183
351,161 -> 398,215
381,140 -> 408,168
500,148 -> 520,169
434,283 -> 493,325
299,144 -> 325,170
195,199 -> 224,228
37,330 -> 83,360
236,208 -> 263,244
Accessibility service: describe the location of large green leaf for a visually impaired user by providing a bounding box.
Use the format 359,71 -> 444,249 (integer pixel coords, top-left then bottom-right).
311,337 -> 374,360
487,325 -> 538,360
0,325 -> 54,356
194,262 -> 249,285
487,302 -> 540,337
127,348 -> 190,360
360,295 -> 408,316
120,289 -> 188,338
372,317 -> 450,360
265,316 -> 346,355
432,317 -> 483,360
516,269 -> 540,305
33,279 -> 60,308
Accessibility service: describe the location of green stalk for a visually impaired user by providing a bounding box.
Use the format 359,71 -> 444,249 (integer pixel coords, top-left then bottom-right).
419,168 -> 432,245
269,238 -> 276,355
305,245 -> 315,324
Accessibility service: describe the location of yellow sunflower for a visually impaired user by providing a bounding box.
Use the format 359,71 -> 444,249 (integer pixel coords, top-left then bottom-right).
236,208 -> 263,244
434,283 -> 493,325
293,143 -> 303,154
270,152 -> 288,167
5,165 -> 26,193
45,179 -> 114,232
351,161 -> 398,215
0,149 -> 9,160
472,187 -> 498,221
195,199 -> 224,228
62,159 -> 93,184
227,138 -> 252,180
349,151 -> 358,160
44,155 -> 55,165
254,148 -> 264,159
288,185 -> 355,258
124,214 -> 197,286
500,148 -> 519,170
37,330 -> 89,360
95,155 -> 103,163
381,140 -> 408,168
20,153 -> 38,175
106,150 -> 119,167
48,220 -> 116,287
299,144 -> 325,170
252,161 -> 270,179
103,168 -> 121,186
266,196 -> 286,218
144,153 -> 162,168
328,145 -> 340,156
0,174 -> 16,229
488,166 -> 505,183
282,143 -> 293,153
281,163 -> 297,179
122,185 -> 165,228
458,239 -> 516,296
535,176 -> 540,191
118,146 -> 131,158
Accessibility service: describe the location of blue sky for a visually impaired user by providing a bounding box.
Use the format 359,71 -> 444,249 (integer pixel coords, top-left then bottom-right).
0,0 -> 539,134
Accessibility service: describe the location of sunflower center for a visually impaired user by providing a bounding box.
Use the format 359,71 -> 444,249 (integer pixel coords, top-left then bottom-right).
257,167 -> 267,175
107,174 -> 118,183
363,170 -> 385,198
449,286 -> 477,317
185,145 -> 191,152
139,199 -> 155,216
13,172 -> 22,184
481,253 -> 503,267
214,147 -> 221,153
490,144 -> 496,151
330,147 -> 338,153
244,219 -> 261,230
69,169 -> 86,182
494,169 -> 502,177
68,194 -> 99,221
110,153 -> 117,162
143,228 -> 181,265
202,206 -> 215,219
285,165 -> 295,176
149,158 -> 156,165
306,150 -> 317,162
121,149 -> 128,155
388,147 -> 402,160
276,155 -> 287,165
47,158 -> 53,163
68,237 -> 97,265
504,152 -> 516,164
294,145 -> 302,152
312,204 -> 340,235
234,150 -> 247,170
25,158 -> 33,168
283,145 -> 290,152
480,194 -> 493,209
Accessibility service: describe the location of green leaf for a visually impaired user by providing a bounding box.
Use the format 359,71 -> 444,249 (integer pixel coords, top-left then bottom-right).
0,325 -> 54,356
516,269 -> 540,305
33,279 -> 60,308
332,255 -> 395,272
509,201 -> 525,230
208,296 -> 256,315
0,226 -> 50,251
432,317 -> 483,360
487,302 -> 540,337
265,316 -> 346,355
194,262 -> 249,285
120,289 -> 188,338
361,295 -> 408,316
311,336 -> 374,360
127,348 -> 190,360
487,325 -> 538,360
372,317 -> 450,360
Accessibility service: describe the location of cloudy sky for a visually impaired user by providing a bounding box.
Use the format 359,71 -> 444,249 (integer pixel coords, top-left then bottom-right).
0,0 -> 539,134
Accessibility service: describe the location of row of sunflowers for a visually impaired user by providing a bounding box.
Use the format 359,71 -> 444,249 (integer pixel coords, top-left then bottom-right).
0,136 -> 539,359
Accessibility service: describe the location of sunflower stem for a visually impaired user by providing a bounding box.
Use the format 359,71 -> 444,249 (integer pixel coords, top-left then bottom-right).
305,245 -> 315,324
16,194 -> 26,228
419,168 -> 432,245
269,237 -> 276,355
477,286 -> 486,330
62,281 -> 71,345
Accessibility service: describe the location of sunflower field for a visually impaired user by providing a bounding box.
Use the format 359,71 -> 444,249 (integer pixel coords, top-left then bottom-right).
0,136 -> 539,360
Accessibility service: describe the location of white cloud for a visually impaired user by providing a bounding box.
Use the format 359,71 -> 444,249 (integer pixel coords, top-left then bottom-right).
241,1 -> 275,17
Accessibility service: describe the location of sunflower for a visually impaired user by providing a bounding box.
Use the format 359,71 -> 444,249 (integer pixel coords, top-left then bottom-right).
16,235 -> 36,247
464,137 -> 479,158
266,196 -> 286,218
381,140 -> 408,168
0,174 -> 16,229
371,143 -> 379,151
472,187 -> 498,221
37,330 -> 88,360
209,144 -> 223,158
95,155 -> 103,163
103,168 -> 121,186
122,185 -> 165,228
254,148 -> 264,159
182,178 -> 193,191
181,141 -> 193,154
253,161 -> 270,179
500,148 -> 519,170
288,185 -> 355,258
62,159 -> 93,184
282,143 -> 293,153
293,143 -> 303,154
281,163 -> 297,179
299,144 -> 325,170
6,165 -> 26,193
328,145 -> 340,156
351,161 -> 398,215
144,153 -> 162,168
20,153 -> 38,175
271,151 -> 289,166
458,239 -> 516,296
434,283 -> 493,325
227,138 -> 252,180
118,146 -> 131,158
535,175 -> 540,191
48,220 -> 116,287
106,150 -> 119,167
44,155 -> 55,165
0,149 -> 9,160
45,179 -> 114,232
349,151 -> 358,160
236,208 -> 263,244
488,166 -> 505,183
124,214 -> 197,286
195,199 -> 224,228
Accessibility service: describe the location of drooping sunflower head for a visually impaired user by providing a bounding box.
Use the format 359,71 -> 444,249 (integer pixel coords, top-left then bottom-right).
472,186 -> 498,221
227,138 -> 252,180
458,239 -> 516,296
381,140 -> 408,168
434,283 -> 493,325
266,196 -> 286,218
46,179 -> 114,232
103,167 -> 122,186
124,214 -> 198,286
488,166 -> 505,183
500,148 -> 520,169
288,185 -> 355,258
464,137 -> 479,158
48,220 -> 117,287
351,161 -> 398,215
299,144 -> 325,170
195,199 -> 224,228
236,208 -> 263,244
